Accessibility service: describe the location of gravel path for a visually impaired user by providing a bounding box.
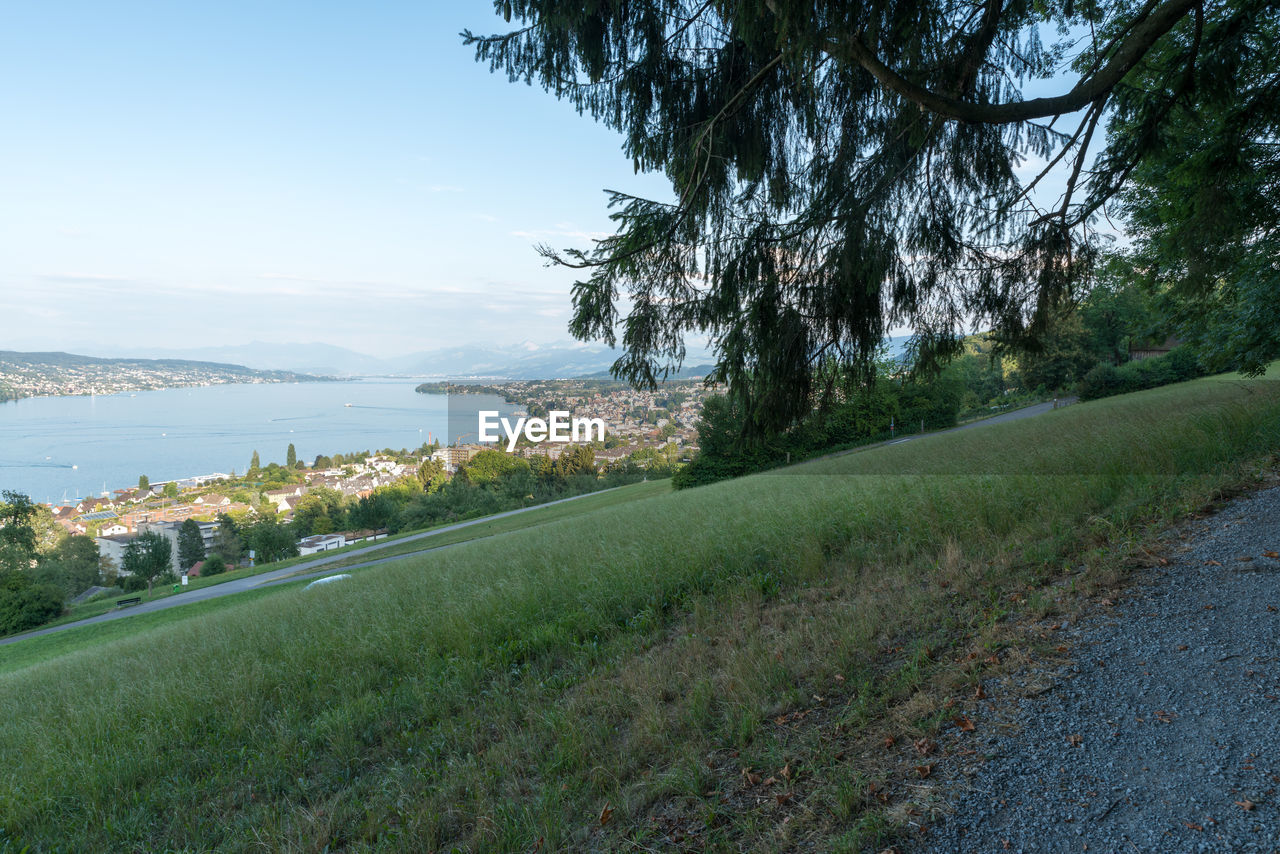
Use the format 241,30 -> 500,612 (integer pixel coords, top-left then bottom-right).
916,484 -> 1280,853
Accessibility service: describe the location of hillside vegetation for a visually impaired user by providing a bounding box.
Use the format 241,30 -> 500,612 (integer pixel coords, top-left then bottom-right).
2,373 -> 1279,851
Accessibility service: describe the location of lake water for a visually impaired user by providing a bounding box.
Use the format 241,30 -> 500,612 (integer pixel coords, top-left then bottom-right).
0,379 -> 516,505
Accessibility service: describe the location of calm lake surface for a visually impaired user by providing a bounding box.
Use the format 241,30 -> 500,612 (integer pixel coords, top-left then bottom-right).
0,379 -> 516,505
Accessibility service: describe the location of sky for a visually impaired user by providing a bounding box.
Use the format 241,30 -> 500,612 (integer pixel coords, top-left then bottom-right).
0,2 -> 672,358
0,4 -> 1099,361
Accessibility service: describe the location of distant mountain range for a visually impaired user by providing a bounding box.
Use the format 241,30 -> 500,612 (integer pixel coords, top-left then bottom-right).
109,341 -> 722,380
100,335 -> 912,381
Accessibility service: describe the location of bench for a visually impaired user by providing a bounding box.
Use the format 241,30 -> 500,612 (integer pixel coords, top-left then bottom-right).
116,596 -> 142,608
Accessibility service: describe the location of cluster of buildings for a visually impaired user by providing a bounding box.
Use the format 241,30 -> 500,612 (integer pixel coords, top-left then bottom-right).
47,455 -> 416,578
445,379 -> 716,467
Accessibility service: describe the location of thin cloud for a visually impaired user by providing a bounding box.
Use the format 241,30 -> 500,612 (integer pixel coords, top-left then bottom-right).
509,226 -> 610,243
39,272 -> 144,284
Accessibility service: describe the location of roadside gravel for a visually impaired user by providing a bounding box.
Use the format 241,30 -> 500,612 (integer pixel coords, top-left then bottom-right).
915,484 -> 1280,853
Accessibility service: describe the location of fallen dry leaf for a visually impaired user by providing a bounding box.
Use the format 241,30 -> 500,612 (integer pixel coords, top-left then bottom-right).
914,738 -> 936,756
1183,821 -> 1203,831
1264,551 -> 1279,559
883,735 -> 896,749
1235,799 -> 1256,811
741,769 -> 761,787
974,684 -> 987,700
954,716 -> 976,732
915,764 -> 933,779
599,803 -> 614,826
1205,559 -> 1223,567
1066,733 -> 1083,747
1238,556 -> 1254,562
1177,644 -> 1190,651
775,792 -> 793,806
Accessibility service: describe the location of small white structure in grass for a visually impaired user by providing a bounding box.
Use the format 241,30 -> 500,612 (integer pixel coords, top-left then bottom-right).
305,573 -> 352,590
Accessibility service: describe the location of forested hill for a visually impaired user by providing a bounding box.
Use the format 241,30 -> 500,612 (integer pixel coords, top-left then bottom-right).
0,350 -> 332,402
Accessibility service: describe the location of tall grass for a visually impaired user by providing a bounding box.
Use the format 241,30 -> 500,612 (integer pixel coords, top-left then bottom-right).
1,374 -> 1278,851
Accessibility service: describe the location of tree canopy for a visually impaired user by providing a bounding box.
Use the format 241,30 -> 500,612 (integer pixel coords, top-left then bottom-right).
122,531 -> 174,595
177,519 -> 206,572
468,0 -> 1279,432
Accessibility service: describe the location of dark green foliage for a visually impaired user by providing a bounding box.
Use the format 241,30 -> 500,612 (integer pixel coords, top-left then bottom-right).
254,463 -> 302,488
0,583 -> 63,634
396,449 -> 650,532
211,514 -> 244,566
1114,13 -> 1280,375
244,517 -> 298,564
292,488 -> 348,537
177,519 -> 205,572
457,450 -> 531,486
286,443 -> 297,468
675,369 -> 962,488
1077,266 -> 1160,366
33,535 -> 101,599
0,491 -> 66,633
0,491 -> 38,575
1016,314 -> 1098,393
1077,347 -> 1206,401
250,450 -> 260,471
466,0 -> 1268,435
417,458 -> 448,493
138,474 -> 150,493
121,532 -> 174,595
201,553 -> 227,577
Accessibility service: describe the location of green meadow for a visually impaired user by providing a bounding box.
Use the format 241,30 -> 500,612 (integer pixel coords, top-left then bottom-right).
2,373 -> 1278,852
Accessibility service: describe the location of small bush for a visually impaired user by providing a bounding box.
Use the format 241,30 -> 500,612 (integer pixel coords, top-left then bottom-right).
1078,347 -> 1206,401
1078,363 -> 1123,400
0,584 -> 64,634
120,573 -> 147,593
202,554 -> 228,576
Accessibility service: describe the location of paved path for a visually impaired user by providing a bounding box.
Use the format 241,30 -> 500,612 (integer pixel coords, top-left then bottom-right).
1,398 -> 1079,649
0,487 -> 621,646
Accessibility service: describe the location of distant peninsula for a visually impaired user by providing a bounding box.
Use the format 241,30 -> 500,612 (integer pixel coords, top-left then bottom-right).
0,350 -> 333,403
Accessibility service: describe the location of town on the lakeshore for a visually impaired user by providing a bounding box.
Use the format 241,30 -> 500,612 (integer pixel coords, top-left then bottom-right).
0,350 -> 322,403
34,377 -> 716,584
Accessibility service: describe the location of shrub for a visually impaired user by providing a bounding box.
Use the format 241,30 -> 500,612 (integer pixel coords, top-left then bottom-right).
1078,363 -> 1123,401
201,554 -> 228,576
1078,347 -> 1206,401
0,583 -> 64,634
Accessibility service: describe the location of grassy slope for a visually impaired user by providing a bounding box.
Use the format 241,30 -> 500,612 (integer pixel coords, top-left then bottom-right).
1,374 -> 1279,852
0,480 -> 671,676
304,478 -> 672,573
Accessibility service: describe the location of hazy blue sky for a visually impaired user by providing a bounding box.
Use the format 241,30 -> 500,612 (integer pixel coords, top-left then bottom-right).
0,2 -> 673,357
1,3 -> 1092,360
